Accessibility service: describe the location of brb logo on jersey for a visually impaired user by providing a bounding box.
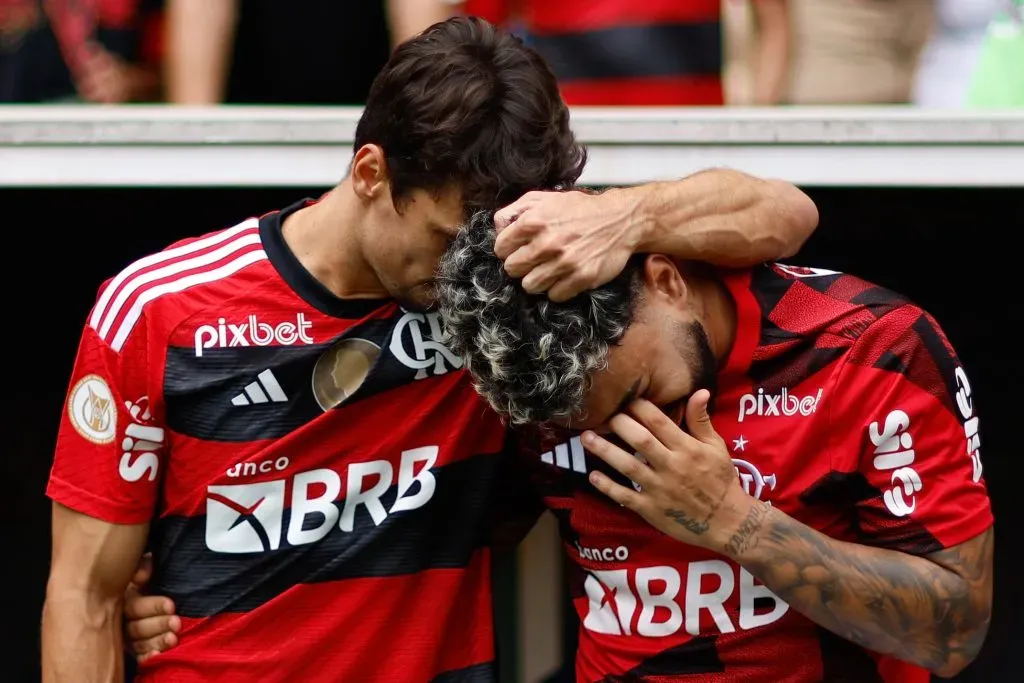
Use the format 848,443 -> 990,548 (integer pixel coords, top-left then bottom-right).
390,311 -> 463,380
582,561 -> 789,638
869,409 -> 922,517
737,387 -> 822,423
194,313 -> 314,357
205,446 -> 439,553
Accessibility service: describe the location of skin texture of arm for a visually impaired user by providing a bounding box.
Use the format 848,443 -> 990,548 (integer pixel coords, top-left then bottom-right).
42,503 -> 150,683
630,168 -> 819,266
722,501 -> 993,678
493,170 -> 819,301
165,0 -> 239,103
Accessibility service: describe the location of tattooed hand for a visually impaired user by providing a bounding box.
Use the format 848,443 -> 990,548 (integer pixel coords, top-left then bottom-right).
584,391 -> 753,551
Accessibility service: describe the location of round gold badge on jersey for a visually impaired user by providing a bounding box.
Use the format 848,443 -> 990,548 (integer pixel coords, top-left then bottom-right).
312,338 -> 381,411
67,374 -> 117,444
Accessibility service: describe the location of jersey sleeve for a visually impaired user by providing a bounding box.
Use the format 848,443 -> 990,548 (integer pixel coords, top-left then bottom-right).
47,287 -> 166,525
826,305 -> 992,555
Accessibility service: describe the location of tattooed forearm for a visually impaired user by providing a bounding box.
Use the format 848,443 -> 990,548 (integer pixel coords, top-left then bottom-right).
723,501 -> 769,556
724,502 -> 993,677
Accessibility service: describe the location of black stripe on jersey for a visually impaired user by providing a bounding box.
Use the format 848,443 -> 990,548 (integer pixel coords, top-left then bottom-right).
430,662 -> 497,683
150,450 -> 499,617
596,637 -> 724,681
908,312 -> 962,415
799,470 -> 943,555
815,627 -> 884,682
531,22 -> 722,82
165,313 -> 461,442
748,344 -> 847,394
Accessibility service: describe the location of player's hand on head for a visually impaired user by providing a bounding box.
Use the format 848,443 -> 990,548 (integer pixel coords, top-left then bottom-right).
493,189 -> 640,302
583,392 -> 760,552
124,553 -> 181,661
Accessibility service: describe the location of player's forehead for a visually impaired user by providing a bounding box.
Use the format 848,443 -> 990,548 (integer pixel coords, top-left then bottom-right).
409,185 -> 464,233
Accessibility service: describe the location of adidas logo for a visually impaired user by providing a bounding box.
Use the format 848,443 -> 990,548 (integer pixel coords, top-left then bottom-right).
540,436 -> 588,474
231,369 -> 288,406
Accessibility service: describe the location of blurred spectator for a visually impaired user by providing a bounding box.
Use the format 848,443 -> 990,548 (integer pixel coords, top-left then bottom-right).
1,0 -> 163,103
914,0 -> 1002,108
462,0 -> 789,105
165,0 -> 453,105
786,0 -> 933,104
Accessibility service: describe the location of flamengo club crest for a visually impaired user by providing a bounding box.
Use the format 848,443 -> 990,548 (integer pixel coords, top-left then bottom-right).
390,311 -> 464,379
733,458 -> 777,503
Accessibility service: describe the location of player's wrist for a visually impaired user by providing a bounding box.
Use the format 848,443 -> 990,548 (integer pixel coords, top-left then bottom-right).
605,185 -> 655,254
715,491 -> 774,562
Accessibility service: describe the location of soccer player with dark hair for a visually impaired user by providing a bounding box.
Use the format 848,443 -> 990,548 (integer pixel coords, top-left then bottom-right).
435,210 -> 993,681
43,17 -> 818,683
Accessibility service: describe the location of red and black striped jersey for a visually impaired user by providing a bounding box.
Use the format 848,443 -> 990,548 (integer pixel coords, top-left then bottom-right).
521,264 -> 993,682
48,200 -> 509,682
464,0 -> 725,105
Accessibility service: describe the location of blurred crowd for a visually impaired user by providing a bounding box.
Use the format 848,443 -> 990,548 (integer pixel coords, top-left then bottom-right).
0,0 -> 1018,108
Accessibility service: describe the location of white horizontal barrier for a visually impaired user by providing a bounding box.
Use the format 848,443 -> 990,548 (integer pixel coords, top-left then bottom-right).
2,106 -> 1024,187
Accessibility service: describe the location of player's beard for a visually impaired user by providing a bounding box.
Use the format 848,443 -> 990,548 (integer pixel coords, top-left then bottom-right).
667,320 -> 719,425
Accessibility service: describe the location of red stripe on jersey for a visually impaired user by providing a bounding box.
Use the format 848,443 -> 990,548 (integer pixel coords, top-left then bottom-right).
137,550 -> 496,683
90,220 -> 262,350
559,77 -> 723,106
528,0 -> 720,32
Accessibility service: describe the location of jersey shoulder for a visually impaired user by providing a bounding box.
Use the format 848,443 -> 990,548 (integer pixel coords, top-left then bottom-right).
744,263 -> 948,391
87,217 -> 272,352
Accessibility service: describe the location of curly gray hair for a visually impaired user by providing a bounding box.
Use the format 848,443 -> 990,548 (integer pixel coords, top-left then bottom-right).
437,210 -> 643,425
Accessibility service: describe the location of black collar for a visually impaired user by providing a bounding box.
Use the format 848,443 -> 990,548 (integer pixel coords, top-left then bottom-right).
259,199 -> 391,319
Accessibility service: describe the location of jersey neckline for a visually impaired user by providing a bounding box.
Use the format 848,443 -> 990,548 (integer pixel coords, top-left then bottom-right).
259,199 -> 392,319
719,268 -> 760,378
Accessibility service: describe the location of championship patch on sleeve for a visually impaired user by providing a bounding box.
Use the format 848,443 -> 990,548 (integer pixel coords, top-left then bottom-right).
67,374 -> 117,445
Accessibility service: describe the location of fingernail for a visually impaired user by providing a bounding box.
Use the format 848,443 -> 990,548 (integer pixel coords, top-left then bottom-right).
169,616 -> 181,631
581,431 -> 595,444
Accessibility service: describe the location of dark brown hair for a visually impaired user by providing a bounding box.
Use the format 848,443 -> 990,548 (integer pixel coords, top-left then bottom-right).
354,17 -> 586,213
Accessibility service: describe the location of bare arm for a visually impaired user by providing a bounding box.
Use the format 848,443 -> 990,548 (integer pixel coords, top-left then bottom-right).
165,0 -> 239,103
725,503 -> 993,677
631,168 -> 819,265
749,0 -> 790,105
42,503 -> 150,683
386,0 -> 460,47
493,169 -> 818,301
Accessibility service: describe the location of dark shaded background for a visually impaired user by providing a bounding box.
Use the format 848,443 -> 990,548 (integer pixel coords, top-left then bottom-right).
2,186 -> 1017,683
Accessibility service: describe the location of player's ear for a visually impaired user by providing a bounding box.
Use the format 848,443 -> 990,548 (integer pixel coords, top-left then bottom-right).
642,255 -> 688,305
350,144 -> 389,201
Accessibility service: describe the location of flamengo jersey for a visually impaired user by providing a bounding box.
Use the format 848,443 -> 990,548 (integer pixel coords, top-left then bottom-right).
47,200 -> 509,682
523,264 -> 993,682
